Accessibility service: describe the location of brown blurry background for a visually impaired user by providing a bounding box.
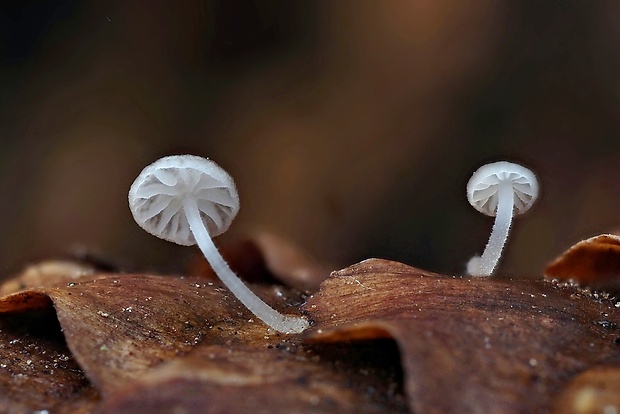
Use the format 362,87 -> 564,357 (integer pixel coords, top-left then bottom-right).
0,0 -> 619,277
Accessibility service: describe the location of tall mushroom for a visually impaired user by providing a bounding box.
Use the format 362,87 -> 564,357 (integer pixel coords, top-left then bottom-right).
128,155 -> 310,334
466,161 -> 539,277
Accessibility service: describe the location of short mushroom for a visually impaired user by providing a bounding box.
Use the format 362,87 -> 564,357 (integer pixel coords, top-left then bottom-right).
466,161 -> 539,277
128,155 -> 310,334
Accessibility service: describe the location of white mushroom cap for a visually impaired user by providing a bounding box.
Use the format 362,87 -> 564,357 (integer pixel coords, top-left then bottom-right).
466,161 -> 539,277
128,155 -> 240,246
128,154 -> 308,334
467,161 -> 538,217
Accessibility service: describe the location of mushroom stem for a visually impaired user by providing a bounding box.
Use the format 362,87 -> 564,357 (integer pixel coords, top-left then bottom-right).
183,198 -> 310,334
469,183 -> 515,276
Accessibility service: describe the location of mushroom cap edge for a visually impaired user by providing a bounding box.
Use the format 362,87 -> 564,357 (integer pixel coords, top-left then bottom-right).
466,161 -> 538,217
128,154 -> 240,246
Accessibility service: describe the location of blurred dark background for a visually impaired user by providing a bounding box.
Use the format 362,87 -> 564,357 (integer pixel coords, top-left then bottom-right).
0,0 -> 619,277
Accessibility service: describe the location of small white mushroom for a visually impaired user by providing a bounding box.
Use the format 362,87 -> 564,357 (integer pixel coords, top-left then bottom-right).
128,155 -> 309,334
466,161 -> 538,277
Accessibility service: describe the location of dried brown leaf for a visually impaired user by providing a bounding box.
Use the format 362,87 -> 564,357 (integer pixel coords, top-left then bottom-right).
0,274 -> 306,397
553,366 -> 620,414
304,259 -> 620,414
1,270 -> 406,413
99,340 -> 407,414
5,254 -> 620,413
0,260 -> 96,296
545,234 -> 620,291
0,307 -> 99,413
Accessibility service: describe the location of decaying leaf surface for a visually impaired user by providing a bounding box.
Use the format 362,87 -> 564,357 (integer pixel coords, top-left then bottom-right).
304,259 -> 620,414
99,340 -> 407,414
0,260 -> 96,296
0,270 -> 406,413
0,274 -> 307,397
553,366 -> 620,414
4,253 -> 620,413
545,234 -> 620,291
0,307 -> 99,413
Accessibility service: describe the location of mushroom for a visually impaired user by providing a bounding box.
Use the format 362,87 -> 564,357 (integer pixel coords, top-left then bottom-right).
128,155 -> 310,334
466,161 -> 539,277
